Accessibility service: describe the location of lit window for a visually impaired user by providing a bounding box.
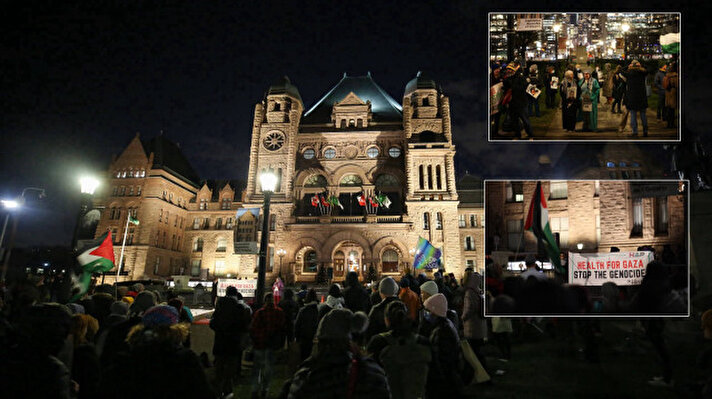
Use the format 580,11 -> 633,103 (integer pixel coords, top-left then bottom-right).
632,198 -> 643,236
459,214 -> 466,228
193,238 -> 204,252
367,147 -> 379,158
324,148 -> 336,159
215,260 -> 225,275
305,174 -> 327,187
389,147 -> 401,158
465,236 -> 475,251
606,161 -> 615,168
550,181 -> 568,200
303,149 -> 315,159
506,182 -> 523,202
619,162 -> 627,167
435,212 -> 443,230
216,238 -> 227,252
423,213 -> 430,230
340,174 -> 363,186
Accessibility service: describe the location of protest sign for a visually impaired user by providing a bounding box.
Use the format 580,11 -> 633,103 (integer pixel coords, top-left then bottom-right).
217,278 -> 257,297
550,76 -> 559,90
527,84 -> 541,99
490,82 -> 504,115
569,251 -> 654,286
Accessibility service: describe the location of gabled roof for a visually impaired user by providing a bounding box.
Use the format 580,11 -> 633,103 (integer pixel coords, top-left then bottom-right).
302,73 -> 403,125
142,135 -> 201,187
198,179 -> 246,202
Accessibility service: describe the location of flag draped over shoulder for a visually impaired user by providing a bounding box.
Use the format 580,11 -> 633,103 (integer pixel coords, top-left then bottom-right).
71,231 -> 116,302
524,182 -> 563,274
413,237 -> 442,270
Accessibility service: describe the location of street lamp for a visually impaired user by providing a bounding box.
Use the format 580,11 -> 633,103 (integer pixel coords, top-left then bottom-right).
621,23 -> 630,59
80,176 -> 100,195
72,176 -> 100,251
276,248 -> 286,277
1,187 -> 46,283
255,171 -> 277,307
553,24 -> 561,61
577,243 -> 584,251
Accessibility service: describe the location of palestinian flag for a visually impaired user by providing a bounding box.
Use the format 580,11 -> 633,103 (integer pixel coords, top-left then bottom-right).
129,215 -> 139,225
311,194 -> 320,207
524,182 -> 563,274
413,237 -> 442,270
357,194 -> 366,206
376,194 -> 392,209
328,195 -> 344,210
71,231 -> 116,302
660,33 -> 680,54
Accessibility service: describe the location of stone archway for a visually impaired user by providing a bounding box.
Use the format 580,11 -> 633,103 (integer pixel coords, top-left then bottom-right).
372,236 -> 409,275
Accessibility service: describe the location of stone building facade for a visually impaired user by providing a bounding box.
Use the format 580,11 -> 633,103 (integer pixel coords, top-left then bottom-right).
94,73 -> 484,284
485,180 -> 686,266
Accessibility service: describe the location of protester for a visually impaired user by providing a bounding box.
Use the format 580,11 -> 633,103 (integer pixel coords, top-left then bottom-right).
366,277 -> 400,341
367,301 -> 431,399
502,61 -> 534,139
611,65 -> 626,114
560,70 -> 580,132
343,271 -> 370,313
490,295 -> 515,361
283,308 -> 390,399
422,293 -> 464,398
250,293 -> 286,399
521,255 -> 547,281
663,62 -> 678,129
579,68 -> 601,132
462,272 -> 489,372
545,65 -> 558,109
527,63 -> 542,117
296,283 -> 308,307
210,286 -> 252,397
654,64 -> 667,122
602,63 -> 614,107
318,283 -> 345,321
70,313 -> 101,399
99,290 -> 156,368
398,277 -> 420,321
624,60 -> 649,137
491,67 -> 503,135
370,280 -> 382,308
102,305 -> 214,399
294,289 -> 319,362
280,289 -> 299,343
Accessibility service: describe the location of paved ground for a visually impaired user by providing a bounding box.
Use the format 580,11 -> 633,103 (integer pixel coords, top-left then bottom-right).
494,104 -> 679,141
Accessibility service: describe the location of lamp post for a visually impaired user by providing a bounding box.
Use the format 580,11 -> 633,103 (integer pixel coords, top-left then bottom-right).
1,188 -> 46,283
277,248 -> 286,278
255,171 -> 277,308
553,23 -> 561,62
622,23 -> 630,60
72,176 -> 100,252
577,243 -> 584,251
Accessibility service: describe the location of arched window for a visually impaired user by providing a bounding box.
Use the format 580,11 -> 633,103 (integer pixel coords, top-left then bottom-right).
375,174 -> 399,189
388,147 -> 401,158
303,250 -> 318,273
305,174 -> 327,187
216,238 -> 227,252
333,251 -> 345,274
423,213 -> 430,230
382,249 -> 399,273
193,238 -> 203,252
340,174 -> 363,186
340,120 -> 346,128
349,119 -> 356,127
273,102 -> 281,111
436,212 -> 443,230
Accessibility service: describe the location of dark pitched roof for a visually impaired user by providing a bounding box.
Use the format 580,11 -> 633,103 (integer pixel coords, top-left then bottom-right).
301,73 -> 403,125
267,76 -> 302,102
457,174 -> 484,205
404,71 -> 438,96
142,135 -> 201,187
199,179 -> 246,202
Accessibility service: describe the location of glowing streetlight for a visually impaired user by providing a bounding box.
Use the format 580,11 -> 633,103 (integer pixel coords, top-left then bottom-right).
553,24 -> 561,60
621,23 -> 631,59
255,170 -> 277,307
259,171 -> 278,193
1,200 -> 19,209
80,176 -> 100,195
577,243 -> 584,251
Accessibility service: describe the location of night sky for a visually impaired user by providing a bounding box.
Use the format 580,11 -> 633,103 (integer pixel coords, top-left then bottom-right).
1,1 -> 708,247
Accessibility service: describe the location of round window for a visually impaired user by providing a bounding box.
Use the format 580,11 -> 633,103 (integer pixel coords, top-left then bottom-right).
367,147 -> 379,158
324,148 -> 336,159
263,131 -> 285,151
303,149 -> 315,159
388,147 -> 402,158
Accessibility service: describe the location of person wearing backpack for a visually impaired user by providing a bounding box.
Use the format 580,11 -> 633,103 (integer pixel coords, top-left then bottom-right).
461,272 -> 489,374
367,301 -> 431,399
283,308 -> 390,399
422,293 -> 465,398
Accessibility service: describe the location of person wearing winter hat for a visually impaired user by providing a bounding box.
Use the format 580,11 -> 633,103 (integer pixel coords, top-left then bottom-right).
318,283 -> 345,322
365,277 -> 400,341
284,308 -> 390,399
106,300 -> 129,327
421,293 -> 464,397
129,290 -> 157,317
521,254 -> 547,281
101,305 -> 213,399
99,290 -> 156,369
66,302 -> 85,315
398,277 -> 420,321
420,280 -> 439,302
462,271 -> 489,373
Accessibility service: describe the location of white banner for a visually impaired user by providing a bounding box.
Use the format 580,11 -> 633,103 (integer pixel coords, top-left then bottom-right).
569,251 -> 654,286
516,17 -> 543,31
217,278 -> 257,298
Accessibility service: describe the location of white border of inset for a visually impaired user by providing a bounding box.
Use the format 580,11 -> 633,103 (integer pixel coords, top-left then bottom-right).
487,12 -> 682,142
483,178 -> 690,318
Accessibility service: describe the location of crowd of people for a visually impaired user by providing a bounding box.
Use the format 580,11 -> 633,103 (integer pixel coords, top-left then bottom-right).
491,58 -> 679,138
0,248 -> 708,398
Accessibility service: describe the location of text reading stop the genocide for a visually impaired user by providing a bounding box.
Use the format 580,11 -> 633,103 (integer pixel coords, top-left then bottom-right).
572,259 -> 646,280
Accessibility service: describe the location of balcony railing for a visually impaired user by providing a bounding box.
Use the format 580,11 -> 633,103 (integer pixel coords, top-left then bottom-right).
295,215 -> 403,224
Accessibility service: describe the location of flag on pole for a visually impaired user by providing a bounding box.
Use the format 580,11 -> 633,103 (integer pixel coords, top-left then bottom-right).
357,194 -> 366,206
320,195 -> 330,207
660,32 -> 680,54
311,194 -> 319,207
369,196 -> 379,208
376,194 -> 392,209
413,237 -> 442,270
524,181 -> 563,274
328,195 -> 344,210
71,231 -> 116,301
129,215 -> 139,225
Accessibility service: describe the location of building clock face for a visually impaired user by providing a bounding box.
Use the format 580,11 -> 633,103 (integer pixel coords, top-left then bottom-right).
263,131 -> 285,151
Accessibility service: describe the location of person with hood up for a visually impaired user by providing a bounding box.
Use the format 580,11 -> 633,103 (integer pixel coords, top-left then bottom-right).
366,277 -> 400,341
294,289 -> 320,362
318,283 -> 345,322
461,271 -> 489,373
663,62 -> 678,129
101,305 -> 214,399
398,277 -> 420,321
210,285 -> 252,396
250,293 -> 286,399
654,64 -> 667,121
579,68 -> 601,132
624,59 -> 650,137
343,271 -> 370,314
283,308 -> 390,399
422,293 -> 464,398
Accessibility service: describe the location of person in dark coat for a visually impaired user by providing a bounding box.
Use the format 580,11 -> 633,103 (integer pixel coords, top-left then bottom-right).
422,293 -> 464,398
294,289 -> 319,362
365,277 -> 400,342
527,64 -> 542,117
210,286 -> 252,396
545,65 -> 558,109
624,60 -> 650,137
98,290 -> 156,369
250,293 -> 286,399
491,67 -> 504,135
280,289 -> 299,342
560,70 -> 580,132
283,308 -> 390,399
502,62 -> 534,139
654,64 -> 667,121
611,65 -> 626,114
343,271 -> 370,314
101,305 -> 214,399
